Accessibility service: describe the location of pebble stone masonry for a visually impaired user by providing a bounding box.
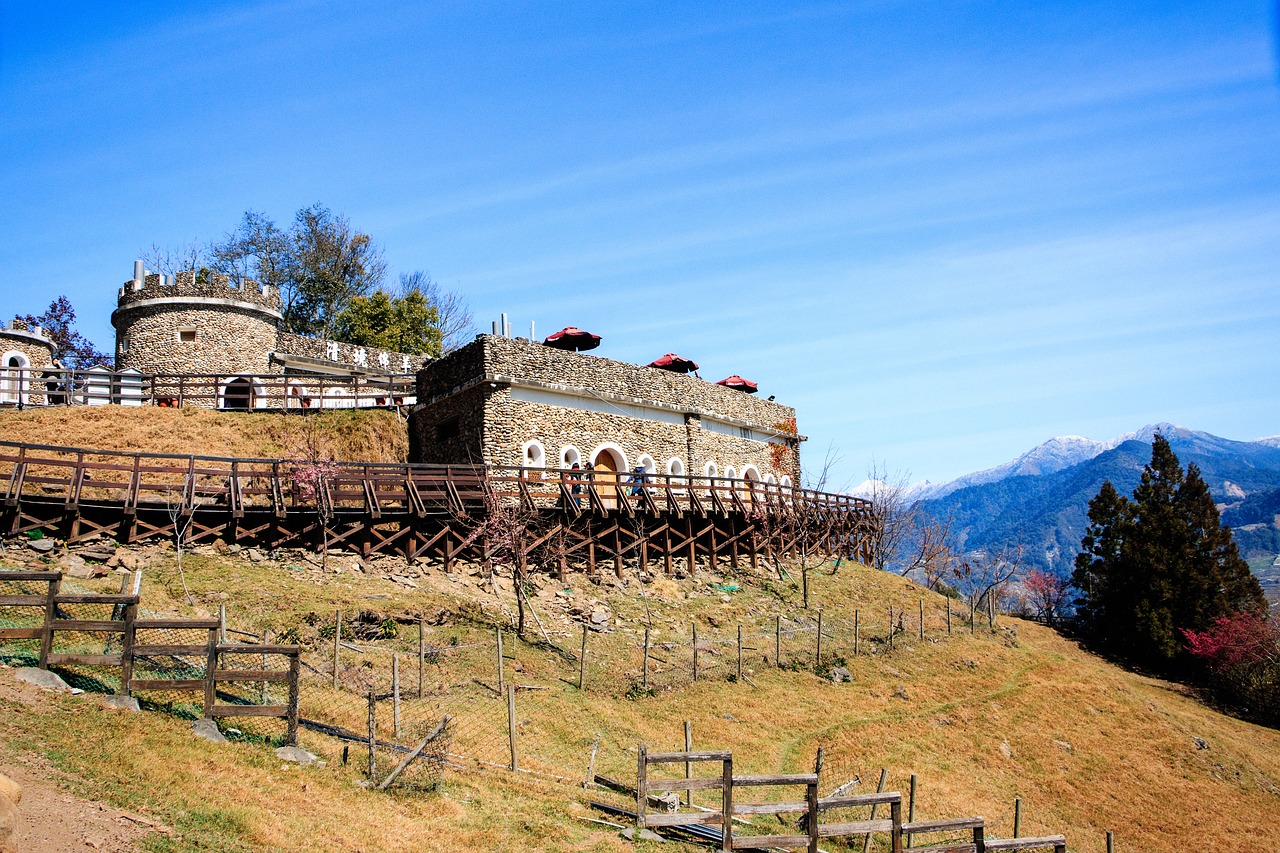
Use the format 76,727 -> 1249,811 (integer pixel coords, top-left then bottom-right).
109,264 -> 428,408
410,334 -> 803,483
0,318 -> 57,406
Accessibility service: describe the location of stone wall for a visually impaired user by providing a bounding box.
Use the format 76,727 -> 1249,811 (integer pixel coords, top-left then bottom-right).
114,304 -> 279,377
0,320 -> 58,407
117,271 -> 283,313
275,332 -> 427,376
411,335 -> 802,482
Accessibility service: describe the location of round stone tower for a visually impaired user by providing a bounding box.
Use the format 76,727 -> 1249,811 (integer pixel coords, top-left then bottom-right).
112,262 -> 283,377
0,318 -> 58,406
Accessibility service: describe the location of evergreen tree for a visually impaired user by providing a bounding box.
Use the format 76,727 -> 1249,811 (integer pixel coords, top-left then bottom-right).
1071,434 -> 1265,671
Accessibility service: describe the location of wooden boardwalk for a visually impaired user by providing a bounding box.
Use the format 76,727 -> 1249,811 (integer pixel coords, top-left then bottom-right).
0,440 -> 872,576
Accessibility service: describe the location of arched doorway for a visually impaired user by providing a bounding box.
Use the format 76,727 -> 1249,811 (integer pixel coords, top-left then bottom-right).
742,465 -> 761,507
591,444 -> 627,511
222,376 -> 255,411
1,352 -> 30,405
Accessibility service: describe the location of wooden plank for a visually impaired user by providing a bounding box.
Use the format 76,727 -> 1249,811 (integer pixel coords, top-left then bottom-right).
215,644 -> 299,655
646,777 -> 724,792
211,704 -> 288,717
911,845 -> 976,853
733,834 -> 810,848
645,750 -> 732,763
212,669 -> 292,683
819,792 -> 902,809
904,818 -> 985,834
0,595 -> 46,606
134,618 -> 220,629
817,819 -> 895,837
983,836 -> 1067,851
733,801 -> 809,815
45,653 -> 123,666
128,679 -> 206,691
0,627 -> 45,639
643,813 -> 722,827
51,620 -> 126,632
734,773 -> 818,787
54,594 -> 139,605
131,644 -> 209,656
0,571 -> 62,581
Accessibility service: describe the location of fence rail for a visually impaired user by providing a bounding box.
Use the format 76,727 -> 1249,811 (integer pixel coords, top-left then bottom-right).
0,367 -> 415,410
0,569 -> 300,743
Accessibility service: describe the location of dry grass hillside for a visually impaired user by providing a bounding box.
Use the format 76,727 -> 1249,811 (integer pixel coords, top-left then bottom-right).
0,407 -> 409,462
2,409 -> 1279,852
3,543 -> 1279,853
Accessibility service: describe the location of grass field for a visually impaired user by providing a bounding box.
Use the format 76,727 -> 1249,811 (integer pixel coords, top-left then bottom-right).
4,541 -> 1280,853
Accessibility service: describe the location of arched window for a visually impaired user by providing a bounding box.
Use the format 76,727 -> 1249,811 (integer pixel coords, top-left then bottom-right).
219,375 -> 269,411
724,466 -> 737,482
666,457 -> 686,493
703,461 -> 718,478
560,445 -> 582,470
780,475 -> 793,497
0,352 -> 30,405
521,440 -> 547,469
637,454 -> 656,475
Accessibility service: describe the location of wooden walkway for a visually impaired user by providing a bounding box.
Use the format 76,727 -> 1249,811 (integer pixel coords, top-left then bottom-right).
0,440 -> 872,576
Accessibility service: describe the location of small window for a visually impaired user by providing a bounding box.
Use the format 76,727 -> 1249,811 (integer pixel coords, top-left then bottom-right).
522,440 -> 547,469
437,417 -> 460,440
119,338 -> 130,353
177,328 -> 197,343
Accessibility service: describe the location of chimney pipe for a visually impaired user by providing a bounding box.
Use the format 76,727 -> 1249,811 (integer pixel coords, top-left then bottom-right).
501,313 -> 509,338
492,320 -> 500,335
133,260 -> 144,284
530,320 -> 535,341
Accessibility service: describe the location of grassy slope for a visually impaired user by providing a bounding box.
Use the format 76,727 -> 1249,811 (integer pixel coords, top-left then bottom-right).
3,549 -> 1279,853
0,407 -> 408,462
2,409 -> 1278,851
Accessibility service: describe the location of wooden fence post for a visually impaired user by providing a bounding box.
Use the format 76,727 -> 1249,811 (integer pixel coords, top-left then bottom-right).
507,683 -> 518,771
367,687 -> 377,779
643,625 -> 650,689
736,625 -> 742,682
119,598 -> 137,696
578,625 -> 588,690
496,626 -> 505,693
908,774 -> 917,848
203,626 -> 218,719
806,774 -> 819,853
286,652 -> 300,746
692,623 -> 699,682
947,603 -> 952,635
815,611 -> 822,668
392,653 -> 401,739
684,721 -> 693,807
418,618 -> 425,698
891,796 -> 903,853
1106,830 -> 1114,853
775,615 -> 781,667
636,742 -> 648,830
863,768 -> 887,853
855,609 -> 860,657
38,573 -> 60,669
1013,796 -> 1022,837
584,732 -> 600,788
919,599 -> 924,640
721,753 -> 733,852
332,609 -> 341,689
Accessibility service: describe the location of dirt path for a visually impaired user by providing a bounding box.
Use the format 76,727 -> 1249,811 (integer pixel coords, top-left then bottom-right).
0,669 -> 160,852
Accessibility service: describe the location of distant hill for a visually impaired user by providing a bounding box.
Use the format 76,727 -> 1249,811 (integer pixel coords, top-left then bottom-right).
915,424 -> 1280,576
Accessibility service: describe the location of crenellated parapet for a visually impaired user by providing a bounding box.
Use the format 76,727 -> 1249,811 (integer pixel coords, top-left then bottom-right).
115,262 -> 283,318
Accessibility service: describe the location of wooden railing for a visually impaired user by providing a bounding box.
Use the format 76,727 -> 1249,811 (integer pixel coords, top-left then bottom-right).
635,744 -> 1067,853
0,439 -> 870,522
0,569 -> 300,743
0,367 -> 415,410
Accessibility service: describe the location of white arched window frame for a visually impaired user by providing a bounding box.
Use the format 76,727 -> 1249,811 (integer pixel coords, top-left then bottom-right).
637,454 -> 657,474
666,457 -> 687,493
521,440 -> 547,470
321,385 -> 355,410
780,475 -> 794,498
589,442 -> 630,475
740,465 -> 761,500
560,445 -> 582,470
0,351 -> 31,405
217,374 -> 269,410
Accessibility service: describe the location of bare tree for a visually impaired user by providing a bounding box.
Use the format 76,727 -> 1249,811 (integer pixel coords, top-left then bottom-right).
141,240 -> 210,278
951,543 -> 1024,628
859,462 -> 956,584
398,271 -> 475,354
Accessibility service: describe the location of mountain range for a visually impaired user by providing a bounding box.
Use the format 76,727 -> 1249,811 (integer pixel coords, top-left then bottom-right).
903,424 -> 1280,580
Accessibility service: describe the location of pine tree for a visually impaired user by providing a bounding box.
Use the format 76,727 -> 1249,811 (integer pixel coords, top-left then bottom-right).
1071,434 -> 1265,671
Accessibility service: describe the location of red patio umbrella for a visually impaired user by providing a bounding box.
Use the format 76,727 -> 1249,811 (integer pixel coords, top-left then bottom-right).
543,326 -> 602,352
647,353 -> 699,374
716,375 -> 759,394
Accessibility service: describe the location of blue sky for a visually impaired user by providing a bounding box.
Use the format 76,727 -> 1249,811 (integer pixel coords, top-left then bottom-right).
2,1 -> 1278,488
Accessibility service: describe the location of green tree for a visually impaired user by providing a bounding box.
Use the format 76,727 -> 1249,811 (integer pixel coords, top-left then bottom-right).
1071,434 -> 1265,670
333,290 -> 442,357
211,204 -> 386,338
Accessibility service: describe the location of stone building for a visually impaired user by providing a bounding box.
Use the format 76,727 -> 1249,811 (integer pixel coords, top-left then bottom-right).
0,319 -> 57,407
409,334 -> 802,487
111,262 -> 427,409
